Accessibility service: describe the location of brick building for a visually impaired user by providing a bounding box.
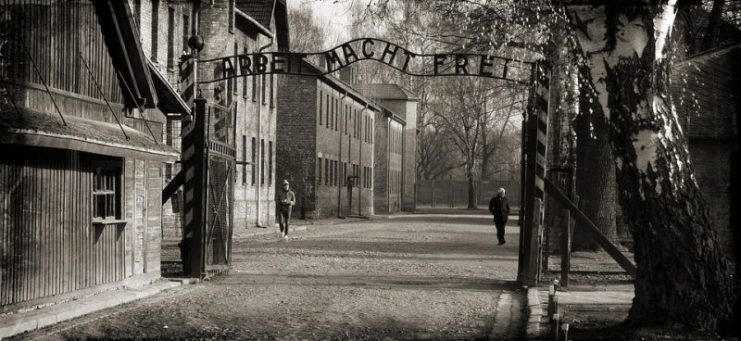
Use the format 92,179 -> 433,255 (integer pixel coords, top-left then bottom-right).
144,0 -> 290,240
357,84 -> 419,213
672,44 -> 741,272
670,7 -> 741,274
372,108 -> 406,214
277,61 -> 379,219
0,1 -> 182,311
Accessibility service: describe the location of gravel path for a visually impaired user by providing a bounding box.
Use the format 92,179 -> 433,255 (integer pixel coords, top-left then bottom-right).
17,215 -> 524,340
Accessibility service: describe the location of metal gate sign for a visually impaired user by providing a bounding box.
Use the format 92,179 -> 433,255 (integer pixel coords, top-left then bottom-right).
198,38 -> 532,84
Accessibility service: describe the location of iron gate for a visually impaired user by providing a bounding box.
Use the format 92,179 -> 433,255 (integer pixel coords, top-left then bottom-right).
203,103 -> 236,276
180,99 -> 235,278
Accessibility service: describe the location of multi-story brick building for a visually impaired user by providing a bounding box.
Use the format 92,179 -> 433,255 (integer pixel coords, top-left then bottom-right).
276,61 -> 379,219
140,0 -> 290,240
357,84 -> 418,213
371,107 -> 405,214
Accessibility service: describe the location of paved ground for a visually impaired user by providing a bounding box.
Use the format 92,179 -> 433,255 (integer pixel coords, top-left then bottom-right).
13,214 -> 524,340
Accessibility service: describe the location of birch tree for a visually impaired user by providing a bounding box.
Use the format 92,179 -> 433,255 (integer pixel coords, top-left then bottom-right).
566,1 -> 733,330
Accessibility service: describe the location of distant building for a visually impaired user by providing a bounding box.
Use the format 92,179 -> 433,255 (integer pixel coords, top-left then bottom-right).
357,84 -> 419,213
277,61 -> 379,219
372,107 -> 406,214
0,1 -> 183,310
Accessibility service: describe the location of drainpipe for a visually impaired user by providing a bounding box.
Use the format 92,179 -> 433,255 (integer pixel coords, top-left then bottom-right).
338,91 -> 347,217
256,36 -> 273,227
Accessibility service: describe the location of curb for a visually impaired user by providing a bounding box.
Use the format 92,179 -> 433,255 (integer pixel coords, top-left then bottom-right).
0,279 -> 187,338
490,293 -> 515,339
526,287 -> 544,339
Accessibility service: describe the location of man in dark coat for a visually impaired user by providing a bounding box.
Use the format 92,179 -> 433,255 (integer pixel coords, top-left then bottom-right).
275,179 -> 296,240
489,188 -> 511,245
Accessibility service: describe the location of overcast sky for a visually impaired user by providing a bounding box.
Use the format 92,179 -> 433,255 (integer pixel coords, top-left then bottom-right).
287,0 -> 355,47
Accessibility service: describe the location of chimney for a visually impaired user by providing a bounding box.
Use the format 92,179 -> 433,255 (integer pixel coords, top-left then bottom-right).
339,66 -> 354,84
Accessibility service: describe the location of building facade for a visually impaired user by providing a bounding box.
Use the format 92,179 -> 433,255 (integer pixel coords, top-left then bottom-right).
149,0 -> 290,240
0,1 -> 181,311
357,84 -> 419,213
277,62 -> 378,219
372,109 -> 405,214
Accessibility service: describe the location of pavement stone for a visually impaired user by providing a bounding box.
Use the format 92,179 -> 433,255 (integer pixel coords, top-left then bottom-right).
526,286 -> 545,339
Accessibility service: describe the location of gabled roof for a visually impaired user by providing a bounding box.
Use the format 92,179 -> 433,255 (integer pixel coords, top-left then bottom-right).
354,84 -> 419,101
1,107 -> 178,160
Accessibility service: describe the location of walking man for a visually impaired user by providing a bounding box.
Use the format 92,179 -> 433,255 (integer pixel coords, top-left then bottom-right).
489,188 -> 511,245
276,179 -> 296,240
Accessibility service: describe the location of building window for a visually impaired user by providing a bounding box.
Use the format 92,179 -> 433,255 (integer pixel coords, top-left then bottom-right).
268,141 -> 273,186
326,94 -> 330,128
242,135 -> 247,184
151,0 -> 159,62
261,75 -> 266,105
260,139 -> 265,185
182,14 -> 190,50
93,160 -> 122,221
167,7 -> 175,69
251,137 -> 256,185
329,160 -> 334,187
270,74 -> 275,108
327,98 -> 334,129
334,160 -> 338,186
318,91 -> 323,126
228,0 -> 235,33
252,71 -> 258,101
325,158 -> 329,185
243,47 -> 249,98
134,0 -> 142,31
317,157 -> 322,186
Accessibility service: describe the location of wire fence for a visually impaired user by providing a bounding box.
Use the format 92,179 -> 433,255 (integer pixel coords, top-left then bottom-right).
416,179 -> 521,209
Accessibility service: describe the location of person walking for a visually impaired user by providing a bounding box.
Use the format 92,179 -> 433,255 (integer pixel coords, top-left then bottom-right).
489,188 -> 511,245
276,179 -> 296,240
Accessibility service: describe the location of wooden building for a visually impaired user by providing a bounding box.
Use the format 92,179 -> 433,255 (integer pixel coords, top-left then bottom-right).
0,0 -> 184,312
276,61 -> 379,219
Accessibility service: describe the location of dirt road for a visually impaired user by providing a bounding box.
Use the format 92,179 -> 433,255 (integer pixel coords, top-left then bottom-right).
17,214 -> 524,340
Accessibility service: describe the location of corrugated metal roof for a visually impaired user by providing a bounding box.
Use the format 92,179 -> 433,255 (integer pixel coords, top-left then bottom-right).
354,84 -> 419,101
1,108 -> 179,160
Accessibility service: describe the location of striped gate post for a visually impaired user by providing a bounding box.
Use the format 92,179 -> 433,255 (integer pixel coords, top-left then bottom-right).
518,62 -> 551,286
181,98 -> 207,278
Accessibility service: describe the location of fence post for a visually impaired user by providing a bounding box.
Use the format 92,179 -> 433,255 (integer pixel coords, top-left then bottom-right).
431,180 -> 436,208
450,176 -> 454,208
560,208 -> 571,287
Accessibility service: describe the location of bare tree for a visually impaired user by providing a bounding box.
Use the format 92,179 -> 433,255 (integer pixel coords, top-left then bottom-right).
566,2 -> 732,331
287,3 -> 328,66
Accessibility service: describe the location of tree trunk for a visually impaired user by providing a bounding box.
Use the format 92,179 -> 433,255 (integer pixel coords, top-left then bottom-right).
467,161 -> 477,209
573,113 -> 618,251
569,2 -> 733,331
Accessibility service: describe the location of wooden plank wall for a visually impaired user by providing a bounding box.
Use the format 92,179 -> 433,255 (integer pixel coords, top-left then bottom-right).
0,147 -> 127,307
0,1 -> 124,106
